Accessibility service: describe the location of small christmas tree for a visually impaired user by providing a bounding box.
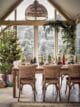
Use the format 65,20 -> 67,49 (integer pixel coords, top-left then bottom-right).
48,54 -> 52,64
0,29 -> 21,74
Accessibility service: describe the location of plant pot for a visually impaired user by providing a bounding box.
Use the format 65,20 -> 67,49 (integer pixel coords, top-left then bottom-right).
0,73 -> 7,87
7,74 -> 13,86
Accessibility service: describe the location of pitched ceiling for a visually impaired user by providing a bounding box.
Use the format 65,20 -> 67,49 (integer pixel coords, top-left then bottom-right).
0,0 -> 80,23
0,0 -> 23,20
48,0 -> 80,23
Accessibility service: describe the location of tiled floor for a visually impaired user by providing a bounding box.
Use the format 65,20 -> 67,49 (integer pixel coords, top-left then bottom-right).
0,73 -> 80,104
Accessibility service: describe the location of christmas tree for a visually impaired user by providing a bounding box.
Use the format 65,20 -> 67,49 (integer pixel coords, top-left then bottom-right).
0,29 -> 21,74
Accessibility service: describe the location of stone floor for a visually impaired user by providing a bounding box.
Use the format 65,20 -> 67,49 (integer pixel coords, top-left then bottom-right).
0,74 -> 80,107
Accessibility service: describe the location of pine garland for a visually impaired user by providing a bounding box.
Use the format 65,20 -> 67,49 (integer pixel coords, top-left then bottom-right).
44,20 -> 76,55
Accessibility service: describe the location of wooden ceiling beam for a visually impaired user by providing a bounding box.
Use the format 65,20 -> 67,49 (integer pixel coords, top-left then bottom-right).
0,26 -> 11,35
0,20 -> 72,26
74,14 -> 80,24
75,18 -> 80,24
0,0 -> 23,20
48,0 -> 73,22
0,20 -> 49,26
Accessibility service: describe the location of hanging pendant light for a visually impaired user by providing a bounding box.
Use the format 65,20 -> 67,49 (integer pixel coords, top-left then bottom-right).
25,0 -> 48,20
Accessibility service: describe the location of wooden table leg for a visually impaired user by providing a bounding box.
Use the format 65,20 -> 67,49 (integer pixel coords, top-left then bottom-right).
12,68 -> 17,98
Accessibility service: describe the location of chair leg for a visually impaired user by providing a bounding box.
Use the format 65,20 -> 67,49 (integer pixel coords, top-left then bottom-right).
58,89 -> 61,101
65,83 -> 68,94
61,75 -> 64,88
34,90 -> 36,101
68,85 -> 71,102
79,84 -> 80,95
34,86 -> 37,102
43,85 -> 46,102
79,84 -> 80,90
55,84 -> 61,101
20,85 -> 23,94
55,84 -> 58,101
18,85 -> 21,102
32,85 -> 36,102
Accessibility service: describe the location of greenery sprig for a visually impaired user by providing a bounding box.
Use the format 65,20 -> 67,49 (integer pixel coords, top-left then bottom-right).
44,20 -> 76,55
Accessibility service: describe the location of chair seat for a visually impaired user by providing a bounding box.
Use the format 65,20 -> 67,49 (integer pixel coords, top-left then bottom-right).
67,77 -> 80,80
20,77 -> 34,80
67,77 -> 80,83
67,77 -> 80,79
20,78 -> 34,84
45,78 -> 59,85
45,77 -> 58,80
71,77 -> 80,80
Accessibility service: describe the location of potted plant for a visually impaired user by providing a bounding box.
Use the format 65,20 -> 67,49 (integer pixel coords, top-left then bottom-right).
57,55 -> 62,65
0,29 -> 21,86
21,54 -> 26,65
30,57 -> 36,64
39,56 -> 44,65
0,62 -> 12,85
48,54 -> 52,64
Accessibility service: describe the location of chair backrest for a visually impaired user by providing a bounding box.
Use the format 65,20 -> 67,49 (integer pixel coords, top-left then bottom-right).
68,64 -> 80,77
44,65 -> 62,79
19,64 -> 36,79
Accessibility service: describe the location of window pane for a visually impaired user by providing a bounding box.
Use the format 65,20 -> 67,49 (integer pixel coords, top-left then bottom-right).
17,26 -> 34,61
58,30 -> 64,54
38,26 -> 54,62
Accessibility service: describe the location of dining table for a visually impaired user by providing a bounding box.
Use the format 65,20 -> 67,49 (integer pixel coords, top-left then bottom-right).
12,64 -> 69,98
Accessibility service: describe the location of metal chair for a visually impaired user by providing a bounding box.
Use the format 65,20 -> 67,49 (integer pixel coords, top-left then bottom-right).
18,64 -> 36,102
43,65 -> 62,101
